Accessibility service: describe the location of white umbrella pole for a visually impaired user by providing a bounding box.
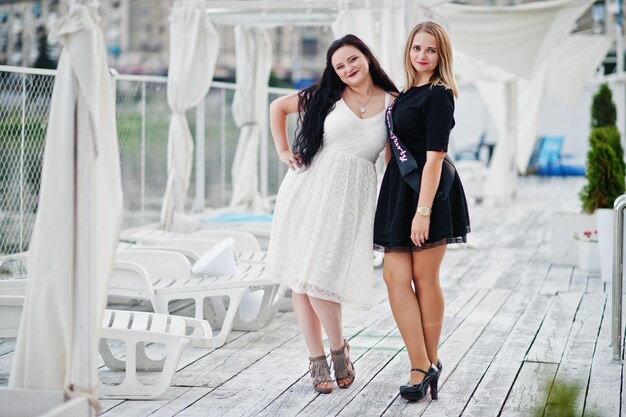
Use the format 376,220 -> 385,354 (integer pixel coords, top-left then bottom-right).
73,104 -> 96,414
193,99 -> 206,213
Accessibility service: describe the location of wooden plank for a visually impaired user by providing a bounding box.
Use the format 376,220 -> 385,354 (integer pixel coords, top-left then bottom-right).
544,292 -> 607,416
585,275 -> 606,293
435,289 -> 511,379
539,265 -> 574,295
502,244 -> 551,293
567,269 -> 588,293
419,289 -> 536,417
98,400 -> 124,414
585,296 -> 622,417
499,362 -> 559,417
365,289 -> 511,417
149,387 -> 213,417
100,386 -> 193,416
172,335 -> 313,416
0,338 -> 15,357
471,248 -> 519,289
171,313 -> 303,388
0,348 -> 13,386
525,292 -> 583,363
492,247 -> 535,290
445,289 -> 480,318
260,314 -> 401,417
462,293 -> 555,417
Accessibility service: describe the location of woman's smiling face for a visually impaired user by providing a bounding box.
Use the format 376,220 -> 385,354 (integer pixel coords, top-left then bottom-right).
331,45 -> 370,87
409,31 -> 439,82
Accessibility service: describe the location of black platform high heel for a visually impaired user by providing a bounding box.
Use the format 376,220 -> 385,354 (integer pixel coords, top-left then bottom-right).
399,366 -> 439,402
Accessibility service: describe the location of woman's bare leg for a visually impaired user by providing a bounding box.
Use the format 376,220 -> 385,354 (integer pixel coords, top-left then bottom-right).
412,245 -> 446,366
383,252 -> 431,385
292,292 -> 333,391
309,296 -> 353,387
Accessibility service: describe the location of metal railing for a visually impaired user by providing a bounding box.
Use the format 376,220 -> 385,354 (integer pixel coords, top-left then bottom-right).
612,193 -> 626,362
0,65 -> 296,255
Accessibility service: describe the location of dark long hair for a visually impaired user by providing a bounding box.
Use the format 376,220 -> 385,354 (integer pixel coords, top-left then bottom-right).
293,34 -> 398,168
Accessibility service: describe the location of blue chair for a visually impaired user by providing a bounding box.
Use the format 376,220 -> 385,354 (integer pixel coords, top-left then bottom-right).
454,132 -> 495,166
530,136 -> 585,176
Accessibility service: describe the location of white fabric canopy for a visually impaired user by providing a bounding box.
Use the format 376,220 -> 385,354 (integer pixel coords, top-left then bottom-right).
433,0 -> 594,80
438,0 -> 598,200
161,0 -> 219,230
331,9 -> 378,53
229,25 -> 272,211
544,34 -> 612,105
331,5 -> 432,89
9,3 -> 123,409
380,7 -> 411,88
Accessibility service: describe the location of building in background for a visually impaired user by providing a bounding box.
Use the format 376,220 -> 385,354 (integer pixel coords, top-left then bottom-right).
0,0 -> 614,84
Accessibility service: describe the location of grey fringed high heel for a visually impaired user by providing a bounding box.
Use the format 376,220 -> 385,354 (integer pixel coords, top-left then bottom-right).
309,355 -> 333,394
331,338 -> 355,389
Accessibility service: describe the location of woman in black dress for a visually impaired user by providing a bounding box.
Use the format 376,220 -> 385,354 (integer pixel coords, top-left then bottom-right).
374,21 -> 470,402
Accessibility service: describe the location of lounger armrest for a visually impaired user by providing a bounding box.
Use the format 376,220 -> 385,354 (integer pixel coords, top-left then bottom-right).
110,260 -> 155,299
180,316 -> 214,344
117,250 -> 192,280
189,230 -> 261,253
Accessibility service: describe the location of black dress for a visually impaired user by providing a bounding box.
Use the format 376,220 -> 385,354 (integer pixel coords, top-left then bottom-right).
374,84 -> 471,252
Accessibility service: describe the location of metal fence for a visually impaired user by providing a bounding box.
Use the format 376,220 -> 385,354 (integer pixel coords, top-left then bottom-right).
0,65 -> 296,255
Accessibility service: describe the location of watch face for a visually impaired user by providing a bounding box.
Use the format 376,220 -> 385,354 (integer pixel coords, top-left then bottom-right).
418,207 -> 431,216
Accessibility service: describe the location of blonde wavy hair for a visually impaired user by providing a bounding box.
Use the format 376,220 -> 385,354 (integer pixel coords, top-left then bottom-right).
403,21 -> 458,98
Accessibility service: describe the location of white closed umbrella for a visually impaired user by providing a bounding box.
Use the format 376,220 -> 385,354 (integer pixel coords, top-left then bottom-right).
161,0 -> 219,230
229,26 -> 272,211
332,9 -> 378,52
8,3 -> 123,413
432,0 -> 594,79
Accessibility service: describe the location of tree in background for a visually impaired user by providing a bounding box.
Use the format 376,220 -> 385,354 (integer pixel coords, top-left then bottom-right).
579,83 -> 625,213
32,25 -> 56,70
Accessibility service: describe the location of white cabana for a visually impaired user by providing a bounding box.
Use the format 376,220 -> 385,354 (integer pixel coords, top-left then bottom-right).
5,3 -> 123,415
168,0 -> 611,209
161,0 -> 219,231
433,0 -> 600,201
432,0 -> 595,79
544,34 -> 612,105
229,26 -> 272,211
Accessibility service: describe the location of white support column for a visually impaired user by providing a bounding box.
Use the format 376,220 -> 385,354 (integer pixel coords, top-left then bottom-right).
193,98 -> 206,212
260,92 -> 268,200
506,79 -> 518,201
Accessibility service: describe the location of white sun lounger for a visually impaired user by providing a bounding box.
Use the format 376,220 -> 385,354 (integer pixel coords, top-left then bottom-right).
150,238 -> 268,265
98,309 -> 212,399
111,250 -> 284,347
0,282 -> 213,399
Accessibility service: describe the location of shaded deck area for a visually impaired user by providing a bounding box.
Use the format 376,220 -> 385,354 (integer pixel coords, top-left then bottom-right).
1,177 -> 622,416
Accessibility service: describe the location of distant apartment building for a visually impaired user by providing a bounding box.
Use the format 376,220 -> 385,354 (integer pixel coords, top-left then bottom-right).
0,0 -> 611,80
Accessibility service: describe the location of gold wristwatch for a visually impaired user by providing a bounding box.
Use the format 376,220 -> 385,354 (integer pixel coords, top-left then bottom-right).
416,206 -> 432,217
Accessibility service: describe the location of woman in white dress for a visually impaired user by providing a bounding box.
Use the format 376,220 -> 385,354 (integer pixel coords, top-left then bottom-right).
267,34 -> 398,394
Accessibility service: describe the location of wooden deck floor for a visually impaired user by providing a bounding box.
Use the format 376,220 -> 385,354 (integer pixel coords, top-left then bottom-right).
1,177 -> 623,416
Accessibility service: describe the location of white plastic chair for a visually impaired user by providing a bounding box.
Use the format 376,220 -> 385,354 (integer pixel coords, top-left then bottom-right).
110,250 -> 285,347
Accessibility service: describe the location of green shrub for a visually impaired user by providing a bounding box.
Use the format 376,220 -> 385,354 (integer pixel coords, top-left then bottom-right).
580,128 -> 625,212
580,84 -> 626,212
591,83 -> 616,128
534,380 -> 603,417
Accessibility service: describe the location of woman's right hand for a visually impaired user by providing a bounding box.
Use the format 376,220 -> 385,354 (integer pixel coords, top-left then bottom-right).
279,149 -> 302,170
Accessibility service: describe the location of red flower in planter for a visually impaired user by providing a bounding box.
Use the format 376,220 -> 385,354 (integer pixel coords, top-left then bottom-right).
574,229 -> 599,243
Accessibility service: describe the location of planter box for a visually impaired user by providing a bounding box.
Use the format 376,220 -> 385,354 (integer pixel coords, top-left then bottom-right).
575,240 -> 600,274
551,211 -> 595,266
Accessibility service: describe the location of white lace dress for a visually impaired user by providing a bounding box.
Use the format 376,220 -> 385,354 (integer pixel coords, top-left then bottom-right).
266,94 -> 389,309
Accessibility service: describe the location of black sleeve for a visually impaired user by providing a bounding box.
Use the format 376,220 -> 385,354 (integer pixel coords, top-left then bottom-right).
424,86 -> 455,152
